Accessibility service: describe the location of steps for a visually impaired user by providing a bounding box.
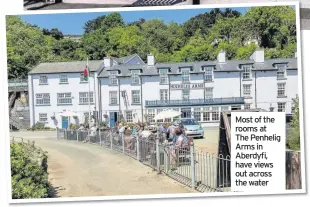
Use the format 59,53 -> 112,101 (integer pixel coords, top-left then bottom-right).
9,97 -> 30,130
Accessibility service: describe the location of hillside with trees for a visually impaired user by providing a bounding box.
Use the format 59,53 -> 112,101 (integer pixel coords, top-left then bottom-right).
6,6 -> 296,79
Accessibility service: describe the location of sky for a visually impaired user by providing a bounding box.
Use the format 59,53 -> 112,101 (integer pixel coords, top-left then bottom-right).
19,7 -> 249,35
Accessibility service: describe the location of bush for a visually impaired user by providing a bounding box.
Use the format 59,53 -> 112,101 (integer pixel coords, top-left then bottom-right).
287,96 -> 300,151
32,122 -> 45,130
69,123 -> 79,129
10,142 -> 53,199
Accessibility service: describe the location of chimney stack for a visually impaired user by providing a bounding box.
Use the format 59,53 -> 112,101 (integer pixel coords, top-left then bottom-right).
217,50 -> 226,63
104,56 -> 113,67
147,53 -> 156,66
250,49 -> 265,63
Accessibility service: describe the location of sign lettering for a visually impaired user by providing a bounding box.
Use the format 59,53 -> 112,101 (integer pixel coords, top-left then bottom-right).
170,83 -> 204,90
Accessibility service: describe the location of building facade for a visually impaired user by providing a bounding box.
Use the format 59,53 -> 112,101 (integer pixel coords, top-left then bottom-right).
28,50 -> 298,128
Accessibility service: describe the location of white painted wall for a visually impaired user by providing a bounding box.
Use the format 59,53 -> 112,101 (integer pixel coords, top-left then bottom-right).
212,72 -> 241,98
256,70 -> 298,113
30,72 -> 96,128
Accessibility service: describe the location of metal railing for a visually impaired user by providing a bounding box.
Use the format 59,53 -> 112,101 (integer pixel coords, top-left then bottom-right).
145,97 -> 245,107
8,79 -> 28,92
57,128 -> 231,192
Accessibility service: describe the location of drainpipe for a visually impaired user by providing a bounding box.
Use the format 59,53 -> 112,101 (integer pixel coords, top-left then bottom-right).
98,78 -> 102,123
168,74 -> 171,102
93,72 -> 97,125
31,75 -> 35,128
239,71 -> 242,97
255,72 -> 257,108
140,75 -> 143,122
118,77 -> 121,123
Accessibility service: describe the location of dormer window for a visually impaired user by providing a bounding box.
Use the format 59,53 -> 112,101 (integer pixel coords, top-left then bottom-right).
131,69 -> 140,84
159,68 -> 169,84
203,66 -> 214,82
242,64 -> 252,80
181,68 -> 190,83
275,63 -> 287,79
109,71 -> 118,85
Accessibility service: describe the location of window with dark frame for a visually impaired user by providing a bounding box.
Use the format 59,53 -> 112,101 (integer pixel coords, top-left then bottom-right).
278,102 -> 286,112
277,83 -> 286,97
126,111 -> 133,122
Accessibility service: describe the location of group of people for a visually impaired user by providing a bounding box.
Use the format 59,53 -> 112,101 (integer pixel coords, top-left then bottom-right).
158,122 -> 189,149
158,122 -> 191,169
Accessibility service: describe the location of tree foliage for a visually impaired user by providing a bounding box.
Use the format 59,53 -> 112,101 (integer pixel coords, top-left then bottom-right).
6,7 -> 297,78
287,96 -> 300,151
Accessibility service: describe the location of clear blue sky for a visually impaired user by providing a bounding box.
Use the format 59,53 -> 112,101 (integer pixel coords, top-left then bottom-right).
20,7 -> 249,35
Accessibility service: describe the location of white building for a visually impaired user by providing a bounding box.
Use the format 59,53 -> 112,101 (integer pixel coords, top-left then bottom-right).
28,50 -> 298,128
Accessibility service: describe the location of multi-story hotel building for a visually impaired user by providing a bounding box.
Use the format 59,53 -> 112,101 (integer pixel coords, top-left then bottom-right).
28,49 -> 298,128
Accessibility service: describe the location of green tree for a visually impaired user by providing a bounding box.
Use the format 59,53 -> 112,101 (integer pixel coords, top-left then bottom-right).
84,15 -> 106,33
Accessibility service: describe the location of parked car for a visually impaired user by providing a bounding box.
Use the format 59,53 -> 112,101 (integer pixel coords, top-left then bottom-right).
176,118 -> 204,139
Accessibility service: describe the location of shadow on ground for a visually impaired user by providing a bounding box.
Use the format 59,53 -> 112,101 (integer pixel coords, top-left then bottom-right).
48,184 -> 65,198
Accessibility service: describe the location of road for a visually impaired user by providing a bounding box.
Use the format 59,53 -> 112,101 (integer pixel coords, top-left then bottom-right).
10,131 -> 194,198
193,126 -> 219,154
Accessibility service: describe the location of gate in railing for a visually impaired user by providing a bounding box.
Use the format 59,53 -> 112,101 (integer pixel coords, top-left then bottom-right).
56,128 -> 231,192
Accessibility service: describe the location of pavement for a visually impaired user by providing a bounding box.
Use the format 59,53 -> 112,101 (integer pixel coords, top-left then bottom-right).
10,131 -> 195,197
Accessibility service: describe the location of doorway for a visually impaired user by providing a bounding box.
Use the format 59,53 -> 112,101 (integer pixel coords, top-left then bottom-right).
109,111 -> 119,127
61,116 -> 69,129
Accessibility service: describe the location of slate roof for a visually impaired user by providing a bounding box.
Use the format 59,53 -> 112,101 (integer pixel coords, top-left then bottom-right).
29,54 -> 297,76
112,54 -> 142,64
98,58 -> 298,78
29,60 -> 104,74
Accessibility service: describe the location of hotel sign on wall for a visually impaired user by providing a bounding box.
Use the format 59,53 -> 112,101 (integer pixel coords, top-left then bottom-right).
170,83 -> 204,90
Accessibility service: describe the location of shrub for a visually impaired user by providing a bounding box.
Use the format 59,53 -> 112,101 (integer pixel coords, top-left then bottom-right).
69,123 -> 79,129
287,95 -> 300,151
10,142 -> 53,199
33,122 -> 45,130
